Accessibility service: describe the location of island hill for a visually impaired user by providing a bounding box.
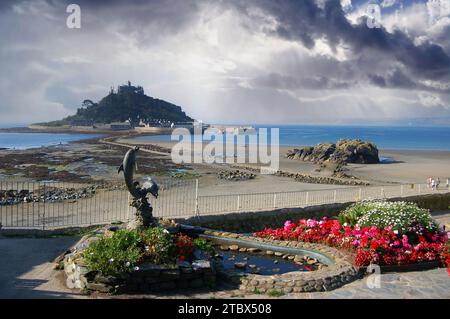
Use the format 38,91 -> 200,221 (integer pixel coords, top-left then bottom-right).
37,81 -> 195,131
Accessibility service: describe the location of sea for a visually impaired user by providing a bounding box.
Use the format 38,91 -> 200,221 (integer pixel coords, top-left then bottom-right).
1,123 -> 450,151
127,125 -> 450,151
0,123 -> 102,150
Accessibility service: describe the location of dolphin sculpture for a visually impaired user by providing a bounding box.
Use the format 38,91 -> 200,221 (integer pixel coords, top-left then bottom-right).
118,146 -> 159,199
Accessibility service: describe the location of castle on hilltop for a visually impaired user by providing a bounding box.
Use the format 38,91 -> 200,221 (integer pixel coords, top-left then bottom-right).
109,81 -> 144,95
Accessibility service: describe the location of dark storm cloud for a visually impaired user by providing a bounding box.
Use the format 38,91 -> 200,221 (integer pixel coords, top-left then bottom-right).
252,73 -> 352,90
230,0 -> 450,81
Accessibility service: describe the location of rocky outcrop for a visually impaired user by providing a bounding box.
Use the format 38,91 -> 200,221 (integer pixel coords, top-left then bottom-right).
286,139 -> 379,164
218,170 -> 256,181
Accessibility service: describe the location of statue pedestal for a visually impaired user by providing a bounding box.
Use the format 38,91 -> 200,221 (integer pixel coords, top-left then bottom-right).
127,197 -> 156,230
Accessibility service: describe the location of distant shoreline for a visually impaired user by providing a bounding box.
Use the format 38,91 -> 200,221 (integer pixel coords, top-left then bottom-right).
0,126 -> 119,135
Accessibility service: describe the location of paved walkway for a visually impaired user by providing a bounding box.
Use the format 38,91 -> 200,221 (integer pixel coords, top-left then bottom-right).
0,236 -> 85,298
285,268 -> 450,299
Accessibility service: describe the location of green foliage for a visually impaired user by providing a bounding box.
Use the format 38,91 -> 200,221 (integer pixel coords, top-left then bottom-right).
339,200 -> 438,233
193,238 -> 215,255
141,227 -> 177,265
338,201 -> 370,225
267,290 -> 284,297
83,229 -> 143,276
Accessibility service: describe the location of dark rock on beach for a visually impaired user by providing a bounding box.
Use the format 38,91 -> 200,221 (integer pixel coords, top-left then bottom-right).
218,170 -> 256,181
286,139 -> 379,164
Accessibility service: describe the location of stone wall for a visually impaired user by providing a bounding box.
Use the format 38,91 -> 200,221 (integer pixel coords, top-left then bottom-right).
181,192 -> 450,233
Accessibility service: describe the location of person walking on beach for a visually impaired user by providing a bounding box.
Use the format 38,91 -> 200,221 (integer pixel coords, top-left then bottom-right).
446,178 -> 450,189
431,178 -> 436,191
436,178 -> 440,190
427,176 -> 432,188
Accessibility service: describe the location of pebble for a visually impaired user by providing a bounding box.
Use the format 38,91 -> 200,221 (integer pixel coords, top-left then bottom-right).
234,262 -> 247,270
274,252 -> 283,257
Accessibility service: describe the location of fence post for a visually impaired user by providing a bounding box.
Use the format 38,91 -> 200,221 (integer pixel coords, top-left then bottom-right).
194,179 -> 199,217
381,187 -> 385,198
42,183 -> 46,231
418,184 -> 421,194
273,193 -> 277,208
333,190 -> 337,202
305,192 -> 309,206
400,184 -> 404,197
358,188 -> 362,201
237,195 -> 240,211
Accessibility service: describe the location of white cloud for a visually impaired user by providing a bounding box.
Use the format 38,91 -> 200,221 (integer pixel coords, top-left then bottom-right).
381,0 -> 397,8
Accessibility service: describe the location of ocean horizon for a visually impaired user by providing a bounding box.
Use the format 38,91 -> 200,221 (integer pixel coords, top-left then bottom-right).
1,123 -> 450,151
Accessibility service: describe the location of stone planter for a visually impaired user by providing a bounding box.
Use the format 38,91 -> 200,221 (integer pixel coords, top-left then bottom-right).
62,235 -> 218,294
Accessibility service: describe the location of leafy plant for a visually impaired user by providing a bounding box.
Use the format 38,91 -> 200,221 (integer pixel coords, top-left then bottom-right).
193,238 -> 215,255
339,200 -> 437,233
83,229 -> 142,276
141,227 -> 177,265
338,201 -> 369,225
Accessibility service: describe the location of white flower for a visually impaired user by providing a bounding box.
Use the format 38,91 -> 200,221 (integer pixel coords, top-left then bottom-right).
134,266 -> 140,271
163,229 -> 169,234
109,258 -> 114,263
125,262 -> 130,267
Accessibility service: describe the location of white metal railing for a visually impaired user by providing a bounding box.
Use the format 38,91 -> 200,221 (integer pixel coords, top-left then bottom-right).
193,183 -> 449,217
1,179 -> 449,228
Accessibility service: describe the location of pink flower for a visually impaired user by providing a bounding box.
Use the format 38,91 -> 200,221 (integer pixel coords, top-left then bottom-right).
284,220 -> 293,231
306,219 -> 317,228
402,235 -> 411,249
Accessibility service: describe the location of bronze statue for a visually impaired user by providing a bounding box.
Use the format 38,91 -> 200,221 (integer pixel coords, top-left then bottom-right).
118,146 -> 159,229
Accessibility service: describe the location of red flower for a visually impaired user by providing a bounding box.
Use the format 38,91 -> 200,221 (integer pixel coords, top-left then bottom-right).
370,241 -> 380,250
254,216 -> 449,268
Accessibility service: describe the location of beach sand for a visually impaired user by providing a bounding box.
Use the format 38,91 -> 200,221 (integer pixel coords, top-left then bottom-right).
117,137 -> 450,194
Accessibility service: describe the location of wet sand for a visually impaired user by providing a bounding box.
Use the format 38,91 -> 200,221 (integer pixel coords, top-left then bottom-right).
120,136 -> 450,186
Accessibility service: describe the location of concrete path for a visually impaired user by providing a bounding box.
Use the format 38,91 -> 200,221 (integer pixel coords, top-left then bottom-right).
0,236 -> 85,298
284,268 -> 450,299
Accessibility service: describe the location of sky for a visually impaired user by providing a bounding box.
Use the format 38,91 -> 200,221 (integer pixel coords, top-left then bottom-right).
0,0 -> 449,125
